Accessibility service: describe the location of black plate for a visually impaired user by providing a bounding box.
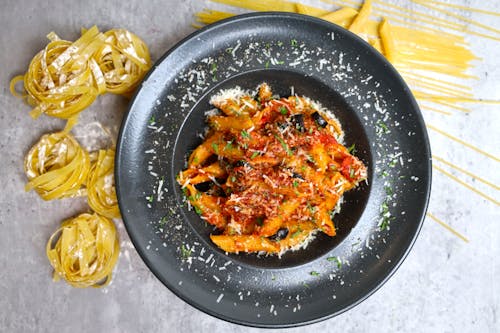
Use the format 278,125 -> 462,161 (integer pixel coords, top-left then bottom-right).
116,12 -> 431,328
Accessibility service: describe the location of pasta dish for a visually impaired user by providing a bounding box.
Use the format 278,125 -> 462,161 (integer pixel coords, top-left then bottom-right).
177,83 -> 367,255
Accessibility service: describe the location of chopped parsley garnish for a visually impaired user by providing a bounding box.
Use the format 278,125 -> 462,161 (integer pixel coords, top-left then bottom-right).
231,175 -> 236,182
211,62 -> 218,81
265,61 -> 270,69
389,158 -> 398,168
327,256 -> 342,269
293,180 -> 299,188
194,205 -> 203,215
146,195 -> 154,203
274,134 -> 292,156
159,216 -> 168,227
277,60 -> 285,65
291,229 -> 302,238
307,202 -> 317,214
229,106 -> 240,115
347,143 -> 356,154
149,116 -> 155,125
225,47 -> 233,53
349,167 -> 355,179
211,142 -> 219,154
265,42 -> 271,50
251,151 -> 260,159
224,140 -> 233,151
277,41 -> 283,46
379,218 -> 391,230
256,217 -> 264,226
376,119 -> 390,135
180,244 -> 192,259
379,200 -> 394,230
291,39 -> 298,47
279,106 -> 288,115
384,185 -> 393,196
381,170 -> 389,178
310,271 -> 320,276
241,130 -> 250,139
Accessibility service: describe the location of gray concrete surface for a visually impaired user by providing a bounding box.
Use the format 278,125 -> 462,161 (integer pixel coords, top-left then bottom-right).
0,0 -> 498,332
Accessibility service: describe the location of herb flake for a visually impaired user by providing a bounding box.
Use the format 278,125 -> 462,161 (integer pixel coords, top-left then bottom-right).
274,134 -> 292,156
327,256 -> 342,269
180,244 -> 192,259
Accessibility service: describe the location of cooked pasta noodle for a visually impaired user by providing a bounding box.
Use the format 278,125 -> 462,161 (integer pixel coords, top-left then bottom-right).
87,149 -> 120,218
24,132 -> 90,200
46,213 -> 120,288
177,84 -> 367,254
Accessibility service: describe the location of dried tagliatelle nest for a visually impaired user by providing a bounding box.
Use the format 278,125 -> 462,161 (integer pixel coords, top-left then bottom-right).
10,25 -> 151,129
24,131 -> 91,200
46,213 -> 120,288
12,25 -> 150,288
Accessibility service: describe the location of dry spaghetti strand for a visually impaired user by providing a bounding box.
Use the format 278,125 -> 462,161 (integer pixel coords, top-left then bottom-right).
433,155 -> 500,191
412,0 -> 500,36
433,165 -> 500,206
426,212 -> 469,243
46,213 -> 120,288
427,124 -> 500,162
419,0 -> 500,17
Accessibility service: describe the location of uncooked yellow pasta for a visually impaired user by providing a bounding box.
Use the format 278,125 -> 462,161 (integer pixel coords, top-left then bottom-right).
15,26 -> 105,120
87,149 -> 120,218
93,28 -> 151,96
24,132 -> 90,200
348,0 -> 372,34
10,26 -> 152,127
46,213 -> 120,288
379,18 -> 396,63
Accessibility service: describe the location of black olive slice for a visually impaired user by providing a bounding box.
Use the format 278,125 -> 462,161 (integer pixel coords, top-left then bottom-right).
194,181 -> 212,192
290,114 -> 305,132
268,228 -> 289,241
312,111 -> 328,128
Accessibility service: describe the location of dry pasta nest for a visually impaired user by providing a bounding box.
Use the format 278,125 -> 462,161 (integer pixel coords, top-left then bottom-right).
46,213 -> 120,288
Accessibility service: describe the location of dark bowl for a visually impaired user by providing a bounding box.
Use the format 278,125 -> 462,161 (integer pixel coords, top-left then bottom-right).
116,12 -> 431,327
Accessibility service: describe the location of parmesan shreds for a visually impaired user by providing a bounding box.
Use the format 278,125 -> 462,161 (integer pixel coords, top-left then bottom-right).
177,83 -> 368,255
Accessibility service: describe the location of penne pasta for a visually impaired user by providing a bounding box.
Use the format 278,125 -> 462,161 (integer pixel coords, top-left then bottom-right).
178,84 -> 367,255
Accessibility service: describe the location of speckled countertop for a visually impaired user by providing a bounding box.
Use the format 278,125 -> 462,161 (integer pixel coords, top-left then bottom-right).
0,0 -> 498,332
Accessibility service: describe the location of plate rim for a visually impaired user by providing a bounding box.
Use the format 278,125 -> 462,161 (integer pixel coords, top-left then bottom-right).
115,11 -> 432,328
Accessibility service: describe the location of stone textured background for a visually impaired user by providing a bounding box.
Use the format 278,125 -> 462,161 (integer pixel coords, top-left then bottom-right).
0,0 -> 498,332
